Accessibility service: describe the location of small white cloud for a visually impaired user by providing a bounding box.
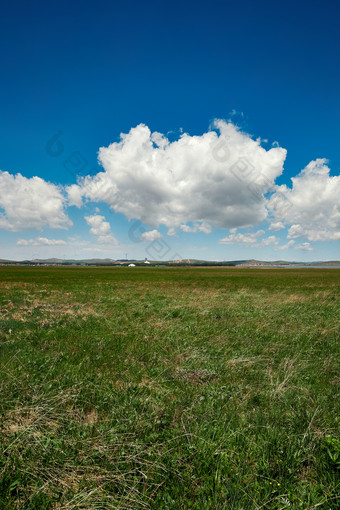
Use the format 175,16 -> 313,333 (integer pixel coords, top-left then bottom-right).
276,240 -> 295,250
85,214 -> 118,244
66,184 -> 83,208
0,171 -> 71,231
140,229 -> 162,242
255,235 -> 279,247
229,109 -> 244,118
17,237 -> 67,246
220,229 -> 265,244
180,224 -> 195,233
269,221 -> 284,231
179,222 -> 211,234
295,242 -> 313,251
196,222 -> 212,234
167,227 -> 176,237
287,224 -> 305,239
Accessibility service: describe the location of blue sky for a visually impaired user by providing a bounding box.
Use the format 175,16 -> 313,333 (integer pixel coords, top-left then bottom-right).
0,0 -> 339,261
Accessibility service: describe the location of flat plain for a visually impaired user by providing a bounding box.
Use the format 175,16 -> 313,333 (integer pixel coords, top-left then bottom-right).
0,267 -> 339,509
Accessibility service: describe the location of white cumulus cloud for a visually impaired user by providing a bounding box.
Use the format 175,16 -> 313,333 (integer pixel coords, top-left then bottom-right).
85,214 -> 118,244
255,235 -> 279,247
75,121 -> 287,230
269,221 -> 284,231
295,242 -> 313,251
17,237 -> 67,246
277,240 -> 295,250
167,227 -> 177,237
66,184 -> 83,208
140,229 -> 162,242
179,222 -> 212,234
0,171 -> 72,231
220,229 -> 265,244
269,159 -> 340,241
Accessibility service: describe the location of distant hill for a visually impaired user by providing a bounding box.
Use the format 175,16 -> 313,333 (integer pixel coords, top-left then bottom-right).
32,258 -> 64,263
0,258 -> 339,267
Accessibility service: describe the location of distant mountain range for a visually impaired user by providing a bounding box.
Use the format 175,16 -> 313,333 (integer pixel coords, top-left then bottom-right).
0,258 -> 339,267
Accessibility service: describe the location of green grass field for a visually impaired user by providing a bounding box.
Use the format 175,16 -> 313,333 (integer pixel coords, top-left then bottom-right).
0,267 -> 339,509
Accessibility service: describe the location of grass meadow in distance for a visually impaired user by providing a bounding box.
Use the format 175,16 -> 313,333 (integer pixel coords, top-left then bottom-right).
0,267 -> 339,509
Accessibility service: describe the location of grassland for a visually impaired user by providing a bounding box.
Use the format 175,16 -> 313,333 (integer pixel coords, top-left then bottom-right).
0,267 -> 339,509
